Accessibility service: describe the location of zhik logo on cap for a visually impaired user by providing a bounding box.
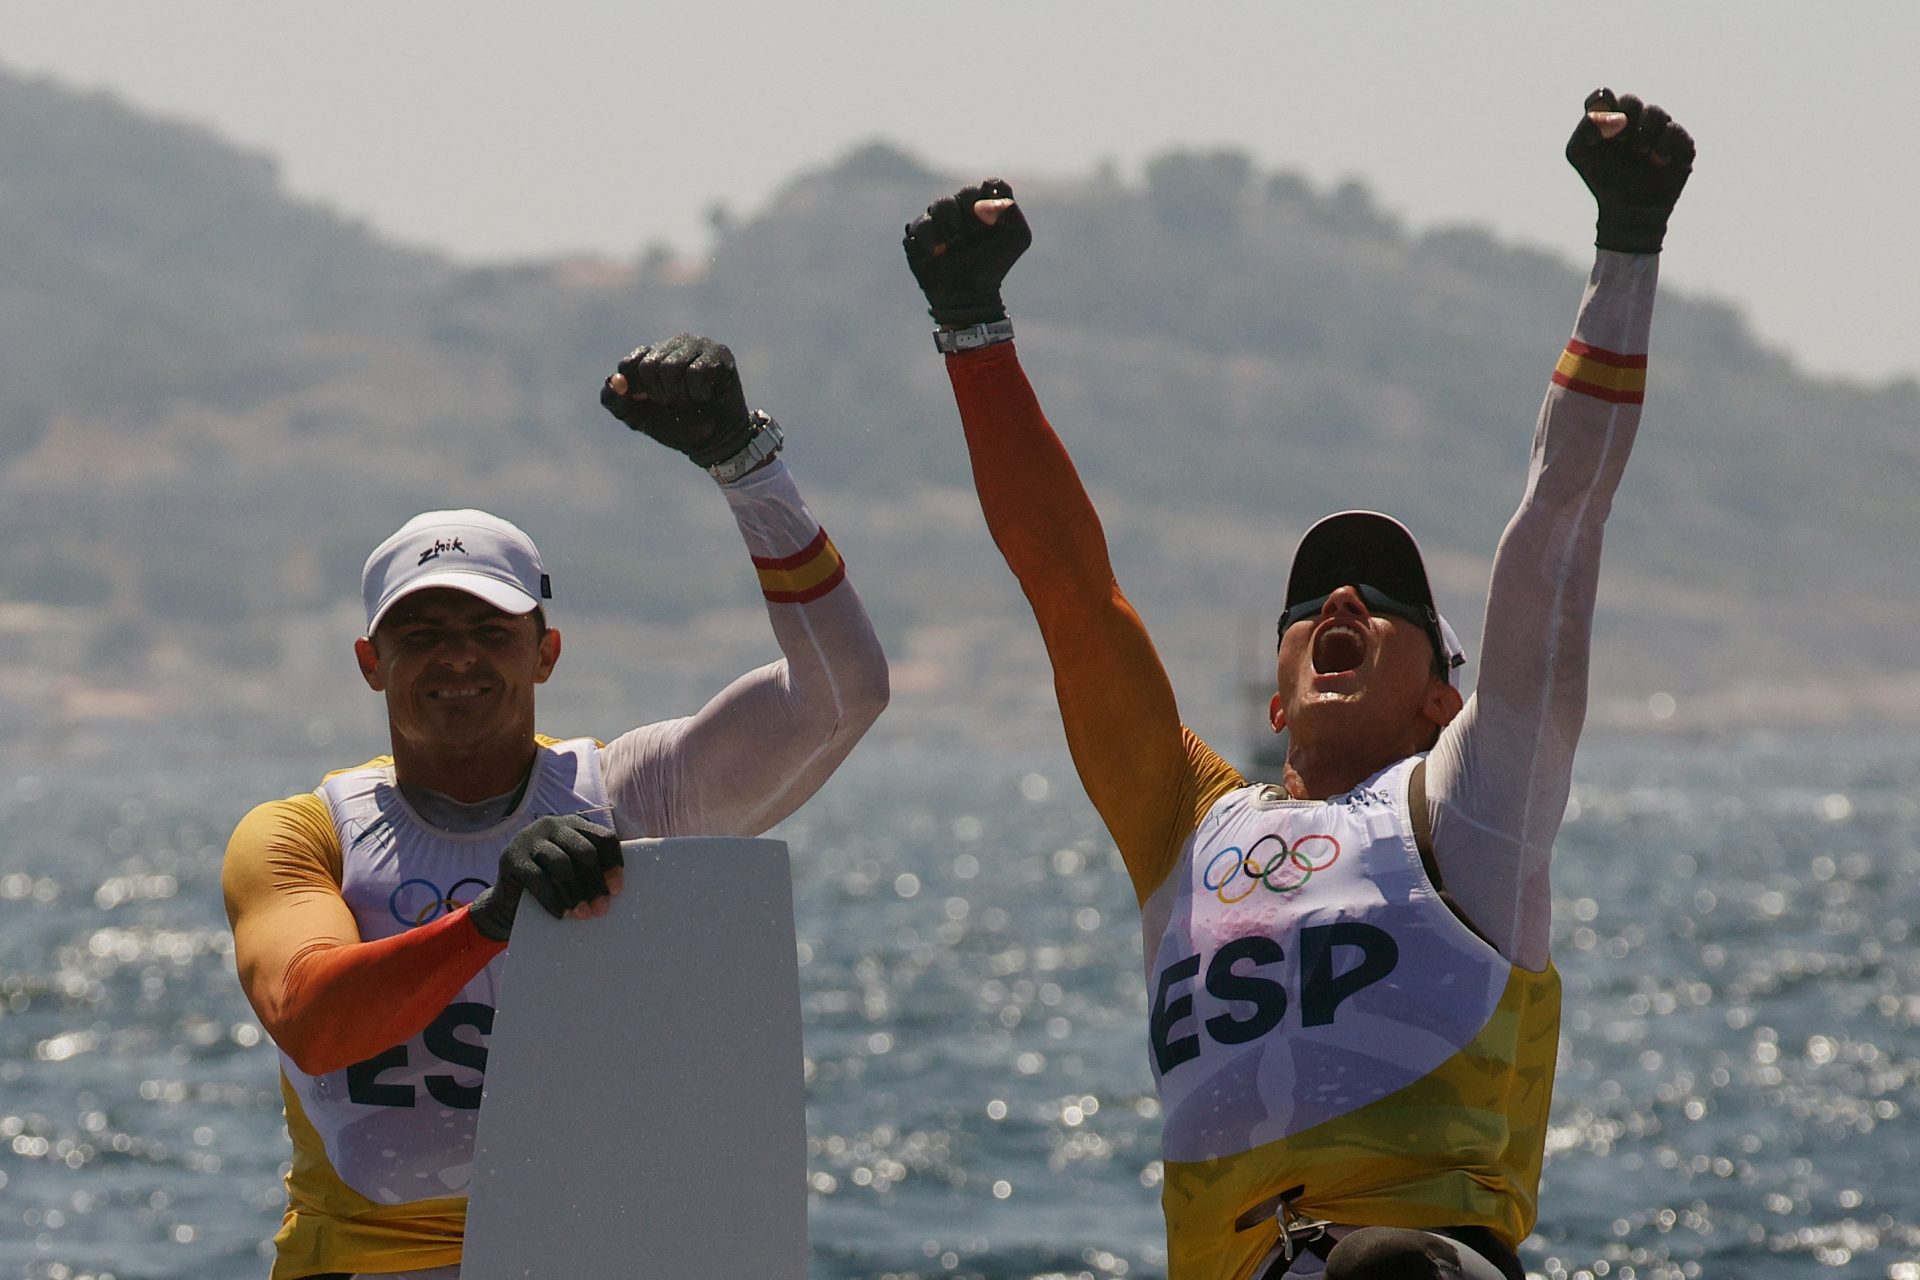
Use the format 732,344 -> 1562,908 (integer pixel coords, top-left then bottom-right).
416,537 -> 469,565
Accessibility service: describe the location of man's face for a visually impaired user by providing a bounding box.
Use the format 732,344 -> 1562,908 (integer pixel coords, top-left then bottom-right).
354,588 -> 559,761
1272,584 -> 1458,753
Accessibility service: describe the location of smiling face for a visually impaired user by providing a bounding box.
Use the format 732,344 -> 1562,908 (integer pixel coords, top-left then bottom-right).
353,587 -> 562,800
1269,584 -> 1462,797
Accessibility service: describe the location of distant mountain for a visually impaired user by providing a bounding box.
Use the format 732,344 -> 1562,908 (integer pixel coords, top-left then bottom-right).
2,66 -> 1915,754
0,69 -> 444,425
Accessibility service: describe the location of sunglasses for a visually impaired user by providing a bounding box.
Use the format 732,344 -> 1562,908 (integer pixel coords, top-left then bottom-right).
1276,583 -> 1446,662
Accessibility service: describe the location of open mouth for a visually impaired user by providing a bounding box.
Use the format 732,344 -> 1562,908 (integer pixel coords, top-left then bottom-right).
1311,623 -> 1367,676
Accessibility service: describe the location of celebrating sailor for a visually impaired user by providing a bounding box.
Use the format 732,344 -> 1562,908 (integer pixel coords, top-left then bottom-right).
901,90 -> 1694,1280
222,334 -> 889,1280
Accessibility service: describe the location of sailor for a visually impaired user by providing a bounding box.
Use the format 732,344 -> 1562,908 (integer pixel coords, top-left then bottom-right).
901,90 -> 1693,1279
222,335 -> 889,1280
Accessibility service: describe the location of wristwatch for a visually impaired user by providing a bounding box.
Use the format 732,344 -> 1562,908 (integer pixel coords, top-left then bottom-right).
706,410 -> 784,484
932,318 -> 1015,354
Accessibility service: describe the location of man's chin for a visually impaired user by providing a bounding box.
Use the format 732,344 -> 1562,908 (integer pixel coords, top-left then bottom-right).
1285,693 -> 1382,741
404,703 -> 529,747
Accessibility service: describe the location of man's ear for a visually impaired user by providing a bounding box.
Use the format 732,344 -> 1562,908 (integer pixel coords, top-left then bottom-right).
534,627 -> 562,684
354,636 -> 383,692
1268,692 -> 1287,734
1424,679 -> 1464,730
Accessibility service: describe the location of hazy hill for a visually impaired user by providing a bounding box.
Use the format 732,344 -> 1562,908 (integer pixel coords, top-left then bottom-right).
2,66 -> 1915,760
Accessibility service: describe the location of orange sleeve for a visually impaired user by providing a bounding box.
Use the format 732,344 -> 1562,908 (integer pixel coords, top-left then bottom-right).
946,342 -> 1242,898
222,793 -> 506,1076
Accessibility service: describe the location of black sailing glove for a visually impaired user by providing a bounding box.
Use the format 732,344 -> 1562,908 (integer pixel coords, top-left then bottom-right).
1566,87 -> 1696,254
599,333 -> 755,467
902,178 -> 1033,327
468,814 -> 624,942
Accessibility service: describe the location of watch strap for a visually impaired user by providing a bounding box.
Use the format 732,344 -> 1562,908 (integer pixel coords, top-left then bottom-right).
706,410 -> 784,484
932,318 -> 1015,354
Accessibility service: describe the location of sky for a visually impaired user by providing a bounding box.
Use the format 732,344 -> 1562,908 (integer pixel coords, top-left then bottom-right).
5,1 -> 1916,384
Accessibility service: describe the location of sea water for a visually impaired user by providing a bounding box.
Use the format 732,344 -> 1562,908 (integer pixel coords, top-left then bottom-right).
0,728 -> 1915,1280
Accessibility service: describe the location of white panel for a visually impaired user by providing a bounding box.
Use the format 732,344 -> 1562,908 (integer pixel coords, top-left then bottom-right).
464,838 -> 806,1280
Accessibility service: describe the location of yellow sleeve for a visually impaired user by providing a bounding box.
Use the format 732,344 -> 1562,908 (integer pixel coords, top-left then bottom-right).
222,794 -> 358,1033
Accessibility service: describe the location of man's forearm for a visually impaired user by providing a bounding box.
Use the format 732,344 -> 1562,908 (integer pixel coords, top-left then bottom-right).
946,342 -> 1121,613
1482,249 -> 1656,708
265,907 -> 505,1076
602,458 -> 888,839
722,457 -> 890,833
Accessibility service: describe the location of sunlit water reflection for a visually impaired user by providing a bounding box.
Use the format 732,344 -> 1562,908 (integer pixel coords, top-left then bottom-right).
0,729 -> 1915,1278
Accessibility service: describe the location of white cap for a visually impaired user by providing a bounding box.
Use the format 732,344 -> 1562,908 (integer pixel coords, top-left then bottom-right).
1431,612 -> 1466,689
362,509 -> 551,635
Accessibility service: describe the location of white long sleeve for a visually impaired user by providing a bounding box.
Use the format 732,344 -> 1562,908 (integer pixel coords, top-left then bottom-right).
597,457 -> 889,839
1425,251 -> 1660,970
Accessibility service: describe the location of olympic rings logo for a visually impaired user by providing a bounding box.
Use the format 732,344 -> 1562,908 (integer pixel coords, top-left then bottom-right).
1200,833 -> 1341,903
389,877 -> 489,927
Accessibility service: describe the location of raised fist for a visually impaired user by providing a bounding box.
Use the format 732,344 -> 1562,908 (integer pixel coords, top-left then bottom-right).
903,178 -> 1033,327
599,333 -> 755,467
1566,87 -> 1696,254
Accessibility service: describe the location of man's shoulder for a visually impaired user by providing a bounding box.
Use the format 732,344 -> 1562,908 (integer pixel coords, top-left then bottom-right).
535,733 -> 607,751
241,788 -> 335,833
224,791 -> 343,888
318,753 -> 395,784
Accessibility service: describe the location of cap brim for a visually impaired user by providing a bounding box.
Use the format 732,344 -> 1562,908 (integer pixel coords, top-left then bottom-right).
367,571 -> 540,635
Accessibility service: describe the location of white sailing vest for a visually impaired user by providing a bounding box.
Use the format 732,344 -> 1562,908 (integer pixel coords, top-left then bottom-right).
1147,755 -> 1513,1163
282,738 -> 609,1205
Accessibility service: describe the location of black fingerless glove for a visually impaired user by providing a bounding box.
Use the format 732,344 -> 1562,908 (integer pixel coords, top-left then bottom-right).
902,178 -> 1033,327
468,813 -> 623,942
1566,87 -> 1696,254
599,334 -> 755,466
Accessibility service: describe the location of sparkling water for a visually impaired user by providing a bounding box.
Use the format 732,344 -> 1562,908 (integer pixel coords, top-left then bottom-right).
1,729 -> 1915,1279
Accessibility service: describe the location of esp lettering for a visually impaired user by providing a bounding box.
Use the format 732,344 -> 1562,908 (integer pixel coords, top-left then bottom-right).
345,1001 -> 495,1109
1150,924 -> 1399,1075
